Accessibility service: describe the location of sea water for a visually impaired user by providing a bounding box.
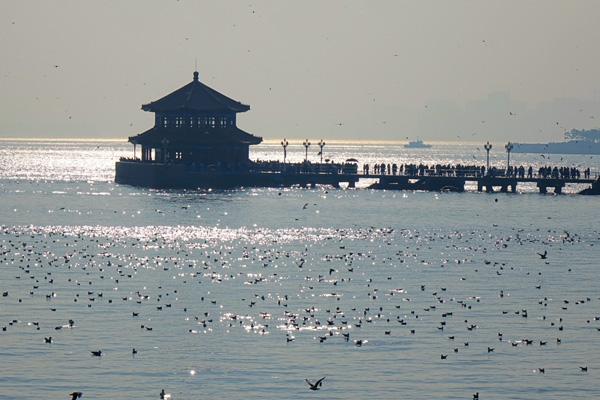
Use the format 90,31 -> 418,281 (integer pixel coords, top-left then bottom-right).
0,140 -> 599,399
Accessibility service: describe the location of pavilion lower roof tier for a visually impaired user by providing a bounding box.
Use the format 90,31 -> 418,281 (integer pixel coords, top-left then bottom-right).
128,126 -> 262,147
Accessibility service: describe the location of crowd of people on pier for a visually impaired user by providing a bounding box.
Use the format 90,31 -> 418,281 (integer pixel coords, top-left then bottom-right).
363,163 -> 486,177
251,160 -> 358,175
361,163 -> 593,180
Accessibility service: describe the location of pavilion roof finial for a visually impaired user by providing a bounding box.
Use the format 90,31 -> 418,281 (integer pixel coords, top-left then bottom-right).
193,71 -> 199,82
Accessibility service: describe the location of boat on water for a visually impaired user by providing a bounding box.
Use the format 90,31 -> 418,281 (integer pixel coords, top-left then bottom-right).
404,139 -> 432,149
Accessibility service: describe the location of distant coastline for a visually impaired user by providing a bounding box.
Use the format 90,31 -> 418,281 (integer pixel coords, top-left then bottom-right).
513,128 -> 600,155
513,141 -> 600,155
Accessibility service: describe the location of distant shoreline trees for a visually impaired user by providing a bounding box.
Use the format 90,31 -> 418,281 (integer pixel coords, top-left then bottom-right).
565,129 -> 600,143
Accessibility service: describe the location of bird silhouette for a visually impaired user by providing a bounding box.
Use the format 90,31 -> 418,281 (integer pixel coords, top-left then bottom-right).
160,388 -> 172,399
305,377 -> 326,390
537,250 -> 547,259
69,392 -> 82,399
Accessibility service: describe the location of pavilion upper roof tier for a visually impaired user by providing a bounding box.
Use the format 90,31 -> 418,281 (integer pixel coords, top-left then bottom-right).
141,71 -> 250,114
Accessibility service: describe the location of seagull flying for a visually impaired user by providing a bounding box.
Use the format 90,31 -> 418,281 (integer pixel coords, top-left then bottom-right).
305,377 -> 326,390
537,250 -> 548,259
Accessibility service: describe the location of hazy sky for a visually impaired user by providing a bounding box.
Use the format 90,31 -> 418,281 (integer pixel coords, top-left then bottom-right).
1,0 -> 600,142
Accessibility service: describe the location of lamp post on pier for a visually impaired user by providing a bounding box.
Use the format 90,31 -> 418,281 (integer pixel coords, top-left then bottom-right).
281,138 -> 289,163
318,139 -> 325,163
505,141 -> 514,174
484,141 -> 492,173
303,139 -> 311,162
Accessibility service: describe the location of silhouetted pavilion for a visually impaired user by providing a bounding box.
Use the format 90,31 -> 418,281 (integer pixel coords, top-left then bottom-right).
129,71 -> 262,169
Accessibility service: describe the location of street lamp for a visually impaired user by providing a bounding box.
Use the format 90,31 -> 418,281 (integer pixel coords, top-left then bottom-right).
318,139 -> 326,163
280,138 -> 289,163
505,141 -> 514,173
484,141 -> 492,172
303,139 -> 311,162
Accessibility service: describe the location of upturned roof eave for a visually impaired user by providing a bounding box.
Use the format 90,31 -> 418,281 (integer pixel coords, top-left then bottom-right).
128,127 -> 262,146
140,103 -> 250,113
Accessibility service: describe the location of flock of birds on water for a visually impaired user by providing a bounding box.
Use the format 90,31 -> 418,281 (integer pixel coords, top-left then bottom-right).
0,213 -> 599,399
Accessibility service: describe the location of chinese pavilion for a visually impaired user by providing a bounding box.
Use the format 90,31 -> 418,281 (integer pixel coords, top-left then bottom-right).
129,71 -> 262,168
116,70 -> 359,189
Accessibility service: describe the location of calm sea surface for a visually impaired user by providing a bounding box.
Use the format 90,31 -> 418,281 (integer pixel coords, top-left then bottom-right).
0,140 -> 599,399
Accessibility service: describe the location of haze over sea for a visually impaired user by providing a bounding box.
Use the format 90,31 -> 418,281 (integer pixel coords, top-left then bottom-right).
1,139 -> 599,400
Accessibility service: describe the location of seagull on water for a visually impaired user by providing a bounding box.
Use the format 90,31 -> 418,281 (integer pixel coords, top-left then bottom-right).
305,377 -> 326,390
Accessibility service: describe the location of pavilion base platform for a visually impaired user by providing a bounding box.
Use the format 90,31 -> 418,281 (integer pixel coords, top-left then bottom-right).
115,161 -> 359,189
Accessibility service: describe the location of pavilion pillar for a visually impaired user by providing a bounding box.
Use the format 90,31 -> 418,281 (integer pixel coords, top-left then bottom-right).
555,184 -> 563,194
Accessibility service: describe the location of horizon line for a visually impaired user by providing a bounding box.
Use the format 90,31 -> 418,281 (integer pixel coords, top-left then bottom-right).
0,137 -> 515,146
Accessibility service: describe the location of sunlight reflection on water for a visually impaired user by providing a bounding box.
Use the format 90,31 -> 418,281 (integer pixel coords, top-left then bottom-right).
0,140 -> 599,399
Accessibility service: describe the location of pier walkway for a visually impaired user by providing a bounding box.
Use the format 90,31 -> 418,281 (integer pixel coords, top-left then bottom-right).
250,161 -> 598,193
362,173 -> 596,194
116,158 -> 599,194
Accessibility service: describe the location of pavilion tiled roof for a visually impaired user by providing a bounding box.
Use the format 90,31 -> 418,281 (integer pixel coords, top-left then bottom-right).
129,126 -> 262,147
141,72 -> 250,113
